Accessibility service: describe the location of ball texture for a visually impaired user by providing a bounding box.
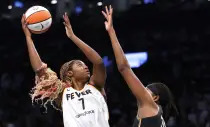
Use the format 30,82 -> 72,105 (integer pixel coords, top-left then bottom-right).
25,6 -> 52,34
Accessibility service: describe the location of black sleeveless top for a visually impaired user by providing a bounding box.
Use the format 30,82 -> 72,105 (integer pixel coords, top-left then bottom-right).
132,106 -> 166,127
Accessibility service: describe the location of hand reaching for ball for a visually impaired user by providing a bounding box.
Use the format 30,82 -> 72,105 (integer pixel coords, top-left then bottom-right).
102,5 -> 114,32
63,12 -> 74,39
21,14 -> 31,37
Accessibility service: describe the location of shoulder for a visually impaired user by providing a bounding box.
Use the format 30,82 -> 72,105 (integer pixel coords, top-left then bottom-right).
140,106 -> 165,127
87,84 -> 107,98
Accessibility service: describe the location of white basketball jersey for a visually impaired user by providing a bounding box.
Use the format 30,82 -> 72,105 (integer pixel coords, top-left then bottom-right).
62,84 -> 110,127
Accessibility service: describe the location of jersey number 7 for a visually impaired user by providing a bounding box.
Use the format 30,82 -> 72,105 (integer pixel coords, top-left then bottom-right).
78,98 -> 85,110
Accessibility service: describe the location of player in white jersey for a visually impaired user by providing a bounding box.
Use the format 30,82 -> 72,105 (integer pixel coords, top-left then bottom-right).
21,12 -> 109,127
62,84 -> 109,127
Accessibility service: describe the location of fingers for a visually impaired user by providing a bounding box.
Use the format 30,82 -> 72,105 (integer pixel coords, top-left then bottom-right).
63,12 -> 68,20
66,14 -> 70,23
102,11 -> 108,19
21,14 -> 28,29
63,14 -> 65,20
22,14 -> 29,26
63,22 -> 67,27
21,14 -> 24,23
104,21 -> 108,26
105,6 -> 109,15
63,13 -> 67,21
63,12 -> 71,24
21,14 -> 26,24
104,5 -> 113,16
63,13 -> 71,29
110,5 -> 113,15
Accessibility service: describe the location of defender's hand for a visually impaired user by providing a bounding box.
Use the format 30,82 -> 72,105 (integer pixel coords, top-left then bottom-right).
63,12 -> 74,39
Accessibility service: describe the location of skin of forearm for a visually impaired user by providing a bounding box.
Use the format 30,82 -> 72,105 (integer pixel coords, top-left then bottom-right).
26,36 -> 43,71
69,34 -> 103,64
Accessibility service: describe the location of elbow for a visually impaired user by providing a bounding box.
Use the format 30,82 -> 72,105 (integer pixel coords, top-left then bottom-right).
95,58 -> 104,65
92,58 -> 105,68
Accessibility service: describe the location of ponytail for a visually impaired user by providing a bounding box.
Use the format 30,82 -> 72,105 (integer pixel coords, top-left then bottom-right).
163,100 -> 178,121
147,83 -> 179,122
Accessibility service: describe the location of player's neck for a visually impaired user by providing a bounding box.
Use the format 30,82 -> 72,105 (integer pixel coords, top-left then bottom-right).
72,79 -> 86,90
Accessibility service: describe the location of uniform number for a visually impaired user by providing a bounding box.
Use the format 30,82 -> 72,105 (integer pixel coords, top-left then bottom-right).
78,98 -> 85,110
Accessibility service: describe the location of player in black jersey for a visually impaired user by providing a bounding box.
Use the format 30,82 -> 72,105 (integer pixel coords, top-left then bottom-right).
102,5 -> 178,127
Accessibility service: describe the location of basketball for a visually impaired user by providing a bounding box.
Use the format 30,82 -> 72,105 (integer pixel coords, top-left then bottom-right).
25,6 -> 52,34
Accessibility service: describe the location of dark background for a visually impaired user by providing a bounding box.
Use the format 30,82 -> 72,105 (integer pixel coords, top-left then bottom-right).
0,0 -> 210,127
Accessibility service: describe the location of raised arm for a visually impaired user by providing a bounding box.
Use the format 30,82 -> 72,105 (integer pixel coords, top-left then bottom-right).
102,6 -> 157,108
63,13 -> 106,89
21,14 -> 43,73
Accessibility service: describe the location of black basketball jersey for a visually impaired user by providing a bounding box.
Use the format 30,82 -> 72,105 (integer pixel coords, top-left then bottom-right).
132,106 -> 166,127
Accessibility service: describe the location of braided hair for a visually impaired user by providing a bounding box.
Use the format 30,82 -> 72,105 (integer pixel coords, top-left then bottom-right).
30,60 -> 79,112
60,60 -> 79,82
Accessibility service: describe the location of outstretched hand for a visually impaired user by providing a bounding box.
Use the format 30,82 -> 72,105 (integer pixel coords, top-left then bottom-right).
21,14 -> 31,37
102,5 -> 113,32
63,12 -> 74,38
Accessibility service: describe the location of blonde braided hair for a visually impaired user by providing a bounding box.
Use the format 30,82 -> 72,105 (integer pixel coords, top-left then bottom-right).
30,61 -> 79,112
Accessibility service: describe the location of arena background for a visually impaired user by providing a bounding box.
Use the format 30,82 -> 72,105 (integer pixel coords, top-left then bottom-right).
0,0 -> 210,127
